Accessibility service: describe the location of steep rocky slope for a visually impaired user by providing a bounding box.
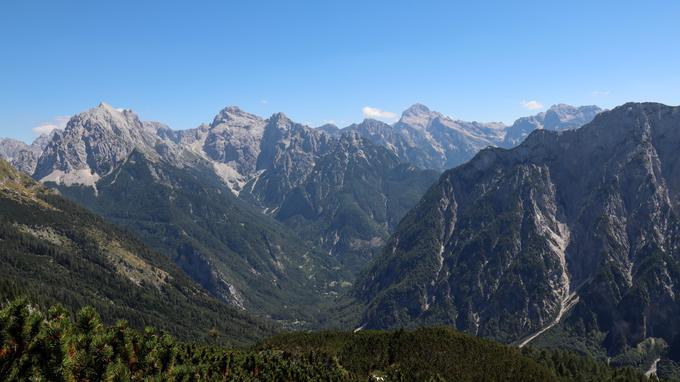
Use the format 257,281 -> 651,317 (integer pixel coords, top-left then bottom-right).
357,103 -> 680,367
0,134 -> 52,174
33,103 -> 184,186
241,129 -> 438,271
0,159 -> 270,345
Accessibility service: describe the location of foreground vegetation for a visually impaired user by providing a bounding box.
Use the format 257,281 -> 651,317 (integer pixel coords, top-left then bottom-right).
0,299 -> 656,381
262,329 -> 654,382
0,299 -> 348,381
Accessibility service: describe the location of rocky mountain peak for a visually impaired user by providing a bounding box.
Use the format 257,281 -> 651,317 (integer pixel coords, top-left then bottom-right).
0,138 -> 29,158
32,103 -> 168,186
211,106 -> 263,129
96,101 -> 115,110
362,118 -> 391,127
0,132 -> 59,175
542,104 -> 602,130
398,103 -> 443,130
502,103 -> 602,147
316,123 -> 340,137
268,112 -> 293,129
73,102 -> 142,132
403,103 -> 431,116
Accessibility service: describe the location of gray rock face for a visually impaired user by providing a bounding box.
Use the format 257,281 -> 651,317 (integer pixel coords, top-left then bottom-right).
502,104 -> 602,147
0,138 -> 30,160
316,123 -> 341,137
0,135 -> 52,174
169,107 -> 437,273
164,106 -> 269,192
241,127 -> 438,271
342,104 -> 504,171
33,103 -> 179,186
357,103 -> 680,357
0,138 -> 34,173
205,107 -> 265,174
248,113 -> 334,205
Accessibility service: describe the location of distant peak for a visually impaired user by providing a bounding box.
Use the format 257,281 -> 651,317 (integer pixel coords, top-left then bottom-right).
90,102 -> 131,117
547,104 -> 602,113
213,105 -> 246,119
211,106 -> 263,127
257,112 -> 295,131
270,112 -> 290,125
96,102 -> 125,112
222,105 -> 243,113
317,123 -> 338,129
547,103 -> 577,111
359,118 -> 392,129
403,103 -> 431,116
399,103 -> 443,129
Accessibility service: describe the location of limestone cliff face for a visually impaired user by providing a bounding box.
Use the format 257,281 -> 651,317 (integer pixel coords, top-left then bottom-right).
343,104 -> 505,171
240,119 -> 438,272
501,104 -> 602,147
33,103 -> 179,186
358,103 -> 680,355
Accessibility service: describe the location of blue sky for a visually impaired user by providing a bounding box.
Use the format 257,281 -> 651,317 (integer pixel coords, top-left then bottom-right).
1,1 -> 679,142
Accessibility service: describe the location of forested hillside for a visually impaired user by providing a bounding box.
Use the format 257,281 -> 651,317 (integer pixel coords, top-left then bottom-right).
0,159 -> 270,345
52,150 -> 355,328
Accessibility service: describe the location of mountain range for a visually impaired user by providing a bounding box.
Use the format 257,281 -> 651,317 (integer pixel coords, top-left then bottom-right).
329,103 -> 602,171
2,102 -> 602,179
15,101 -> 680,375
0,102 -> 602,320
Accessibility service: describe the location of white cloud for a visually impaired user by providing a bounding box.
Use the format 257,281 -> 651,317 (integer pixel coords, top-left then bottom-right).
520,100 -> 544,110
260,99 -> 268,104
362,106 -> 397,120
591,90 -> 610,96
32,116 -> 70,136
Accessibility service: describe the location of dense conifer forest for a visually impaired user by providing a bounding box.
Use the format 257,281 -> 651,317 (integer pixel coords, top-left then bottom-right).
0,299 -> 655,381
